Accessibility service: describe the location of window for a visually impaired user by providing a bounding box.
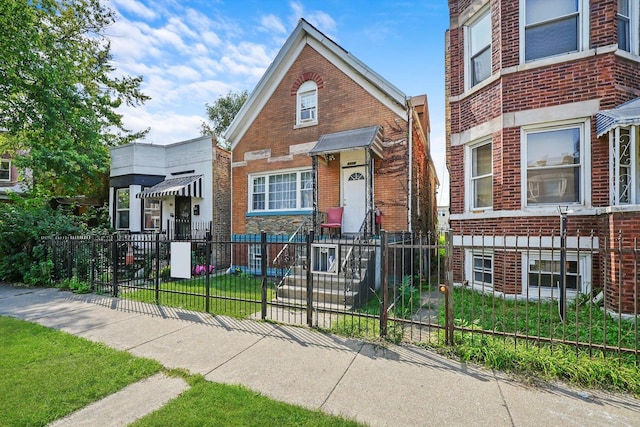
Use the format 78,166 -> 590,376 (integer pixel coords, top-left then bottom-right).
249,244 -> 262,273
618,0 -> 631,52
0,159 -> 10,182
115,188 -> 130,229
526,252 -> 590,296
471,253 -> 493,287
250,170 -> 313,212
296,81 -> 317,125
524,125 -> 582,205
144,197 -> 161,231
311,244 -> 338,274
523,0 -> 582,62
470,141 -> 492,209
468,10 -> 491,87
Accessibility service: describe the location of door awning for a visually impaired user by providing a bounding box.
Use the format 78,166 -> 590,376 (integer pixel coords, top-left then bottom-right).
596,97 -> 640,137
309,125 -> 384,159
136,175 -> 203,199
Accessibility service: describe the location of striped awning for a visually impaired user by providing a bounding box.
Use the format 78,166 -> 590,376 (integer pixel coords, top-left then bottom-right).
596,97 -> 640,137
136,175 -> 203,199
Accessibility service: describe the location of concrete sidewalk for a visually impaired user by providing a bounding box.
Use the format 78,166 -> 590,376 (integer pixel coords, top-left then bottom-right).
1,285 -> 639,427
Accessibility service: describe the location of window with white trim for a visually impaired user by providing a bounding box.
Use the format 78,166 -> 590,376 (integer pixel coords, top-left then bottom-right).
0,159 -> 10,182
526,251 -> 590,296
524,124 -> 582,206
250,170 -> 313,212
115,188 -> 130,229
143,196 -> 161,231
617,0 -> 639,55
296,81 -> 317,126
467,9 -> 491,88
249,244 -> 262,272
522,0 -> 585,62
470,141 -> 492,209
465,250 -> 493,289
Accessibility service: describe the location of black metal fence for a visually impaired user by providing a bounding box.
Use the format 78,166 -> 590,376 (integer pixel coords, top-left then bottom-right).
43,228 -> 639,364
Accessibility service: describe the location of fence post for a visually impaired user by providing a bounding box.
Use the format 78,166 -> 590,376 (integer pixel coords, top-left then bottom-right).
205,231 -> 212,313
306,230 -> 315,327
66,236 -> 73,280
111,234 -> 119,297
155,233 -> 160,304
444,229 -> 454,346
260,231 -> 268,320
91,236 -> 96,291
380,230 -> 388,337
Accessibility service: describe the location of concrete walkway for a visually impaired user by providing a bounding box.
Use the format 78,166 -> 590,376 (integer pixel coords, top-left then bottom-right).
1,285 -> 639,427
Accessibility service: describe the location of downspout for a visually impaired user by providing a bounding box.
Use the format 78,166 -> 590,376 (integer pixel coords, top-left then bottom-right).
407,99 -> 413,233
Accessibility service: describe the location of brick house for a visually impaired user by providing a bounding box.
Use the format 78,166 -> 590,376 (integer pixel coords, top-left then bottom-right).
446,0 -> 640,314
223,19 -> 438,274
0,153 -> 26,200
108,135 -> 231,255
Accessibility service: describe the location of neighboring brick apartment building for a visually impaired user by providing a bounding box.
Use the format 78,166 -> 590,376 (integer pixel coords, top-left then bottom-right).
446,0 -> 640,314
224,19 -> 438,273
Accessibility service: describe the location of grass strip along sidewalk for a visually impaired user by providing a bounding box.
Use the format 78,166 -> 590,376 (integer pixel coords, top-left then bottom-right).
0,316 -> 362,427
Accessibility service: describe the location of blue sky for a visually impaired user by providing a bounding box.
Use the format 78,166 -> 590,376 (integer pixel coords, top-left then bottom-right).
108,0 -> 450,205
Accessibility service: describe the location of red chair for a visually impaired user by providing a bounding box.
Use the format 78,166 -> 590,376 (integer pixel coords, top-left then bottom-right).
320,207 -> 344,238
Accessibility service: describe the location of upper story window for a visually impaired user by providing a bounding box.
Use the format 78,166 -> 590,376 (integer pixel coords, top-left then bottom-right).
296,81 -> 317,126
467,10 -> 491,88
250,170 -> 313,212
618,0 -> 639,55
470,140 -> 492,209
524,123 -> 583,206
523,0 -> 584,62
115,188 -> 130,229
0,159 -> 10,182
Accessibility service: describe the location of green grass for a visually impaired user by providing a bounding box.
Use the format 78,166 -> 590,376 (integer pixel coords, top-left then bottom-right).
131,375 -> 363,427
122,274 -> 276,318
433,288 -> 640,396
0,316 -> 162,427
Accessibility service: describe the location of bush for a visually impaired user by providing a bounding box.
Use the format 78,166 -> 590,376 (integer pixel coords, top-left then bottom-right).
0,194 -> 84,284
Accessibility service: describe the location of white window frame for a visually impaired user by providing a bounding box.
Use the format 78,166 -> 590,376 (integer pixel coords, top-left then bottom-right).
617,0 -> 640,55
296,81 -> 318,126
465,250 -> 494,290
610,125 -> 639,205
520,0 -> 589,63
115,188 -> 130,230
523,251 -> 591,299
249,169 -> 313,212
521,120 -> 589,208
311,244 -> 339,275
468,139 -> 493,210
0,159 -> 10,182
465,7 -> 491,89
249,244 -> 263,273
143,195 -> 161,231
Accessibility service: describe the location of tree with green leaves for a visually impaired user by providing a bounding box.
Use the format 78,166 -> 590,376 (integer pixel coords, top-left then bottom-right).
200,90 -> 248,150
0,0 -> 149,198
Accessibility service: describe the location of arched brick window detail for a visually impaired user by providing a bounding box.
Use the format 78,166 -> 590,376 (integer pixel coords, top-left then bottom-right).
290,72 -> 324,95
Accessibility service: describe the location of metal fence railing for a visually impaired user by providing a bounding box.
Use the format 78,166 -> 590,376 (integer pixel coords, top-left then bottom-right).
43,228 -> 639,363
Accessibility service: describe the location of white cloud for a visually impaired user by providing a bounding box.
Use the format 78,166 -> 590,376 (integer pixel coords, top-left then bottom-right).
166,65 -> 201,81
288,1 -> 337,39
111,0 -> 157,21
260,14 -> 287,34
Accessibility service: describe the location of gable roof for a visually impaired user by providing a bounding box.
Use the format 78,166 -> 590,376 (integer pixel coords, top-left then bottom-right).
224,18 -> 407,150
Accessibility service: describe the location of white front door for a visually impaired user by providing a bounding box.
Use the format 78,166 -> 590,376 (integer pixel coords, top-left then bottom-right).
342,166 -> 367,233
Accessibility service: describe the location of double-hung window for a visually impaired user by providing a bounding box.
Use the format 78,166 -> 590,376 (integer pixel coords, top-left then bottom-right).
115,188 -> 130,229
296,81 -> 317,126
471,253 -> 493,287
250,170 -> 313,212
524,124 -> 582,206
467,10 -> 491,87
617,0 -> 639,55
470,141 -> 492,209
0,159 -> 10,182
523,0 -> 582,62
143,196 -> 161,231
526,252 -> 590,297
